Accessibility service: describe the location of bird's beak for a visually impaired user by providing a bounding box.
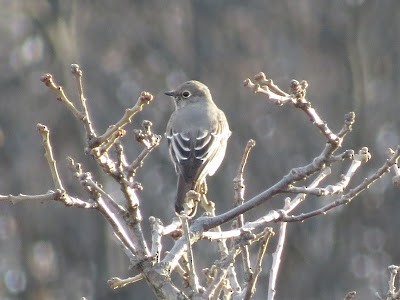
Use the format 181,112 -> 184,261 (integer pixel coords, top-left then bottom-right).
164,90 -> 176,97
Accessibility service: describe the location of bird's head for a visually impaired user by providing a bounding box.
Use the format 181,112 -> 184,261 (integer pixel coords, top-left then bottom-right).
165,80 -> 213,109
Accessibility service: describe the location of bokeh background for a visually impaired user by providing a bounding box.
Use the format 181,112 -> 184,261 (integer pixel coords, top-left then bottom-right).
0,0 -> 399,299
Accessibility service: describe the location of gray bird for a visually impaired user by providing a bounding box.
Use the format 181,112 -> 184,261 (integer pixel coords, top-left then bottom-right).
165,80 -> 231,216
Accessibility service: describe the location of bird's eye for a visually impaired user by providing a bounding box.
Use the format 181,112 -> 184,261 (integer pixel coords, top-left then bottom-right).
182,91 -> 191,98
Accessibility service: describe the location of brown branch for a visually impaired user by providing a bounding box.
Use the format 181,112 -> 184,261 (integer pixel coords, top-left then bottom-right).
91,92 -> 153,148
200,111 -> 356,231
328,149 -> 355,163
114,141 -> 128,171
207,231 -> 259,300
70,64 -> 96,138
180,214 -> 200,293
40,74 -> 85,121
243,72 -> 292,105
108,274 -> 144,289
67,157 -> 151,257
1,190 -> 56,203
267,212 -> 288,300
127,120 -> 161,177
290,79 -> 339,144
37,124 -> 64,190
282,146 -> 400,222
233,139 -> 256,281
244,72 -> 342,144
94,128 -> 126,156
285,147 -> 370,196
0,190 -> 97,209
244,228 -> 274,300
386,265 -> 400,299
149,216 -> 163,261
206,166 -> 331,242
200,192 -> 241,294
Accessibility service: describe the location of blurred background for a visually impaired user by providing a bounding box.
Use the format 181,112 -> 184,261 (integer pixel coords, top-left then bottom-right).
0,0 -> 399,299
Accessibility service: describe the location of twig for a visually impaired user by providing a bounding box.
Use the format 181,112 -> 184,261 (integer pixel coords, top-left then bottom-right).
285,167 -> 331,211
0,190 -> 62,204
387,148 -> 400,188
92,92 -> 153,148
243,75 -> 292,105
127,120 -> 161,177
67,157 -> 126,214
203,268 -> 227,300
108,274 -> 144,289
114,141 -> 128,171
200,187 -> 241,293
162,218 -> 182,237
40,74 -> 85,121
244,228 -> 274,300
203,167 -> 331,241
94,128 -> 126,156
180,214 -> 200,293
267,211 -> 287,300
328,149 -> 354,163
253,72 -> 289,97
282,146 -> 400,222
387,265 -> 400,299
207,232 -> 256,300
174,259 -> 188,279
244,72 -> 340,144
70,64 -> 96,138
201,110 -> 356,231
37,124 -> 64,190
285,147 -> 370,196
233,139 -> 256,281
149,216 -> 163,262
266,172 -> 333,300
337,112 -> 356,138
67,157 -> 151,257
290,79 -> 339,144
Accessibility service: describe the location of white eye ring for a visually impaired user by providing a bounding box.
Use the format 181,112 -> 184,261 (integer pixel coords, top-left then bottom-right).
182,90 -> 191,98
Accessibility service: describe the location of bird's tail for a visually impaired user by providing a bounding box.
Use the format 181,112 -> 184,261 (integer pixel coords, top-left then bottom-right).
175,176 -> 197,217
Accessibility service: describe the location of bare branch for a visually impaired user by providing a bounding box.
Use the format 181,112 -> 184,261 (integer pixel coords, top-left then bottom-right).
386,265 -> 400,299
92,91 -> 154,148
67,157 -> 151,257
149,216 -> 163,262
24,66 -> 400,299
201,109 -> 357,231
209,231 -> 257,300
180,214 -> 200,293
94,128 -> 126,156
244,228 -> 274,300
267,213 -> 287,300
285,147 -> 370,196
70,64 -> 96,138
40,74 -> 85,121
233,139 -> 256,281
282,146 -> 400,222
128,120 -> 161,176
244,72 -> 342,144
329,149 -> 355,163
108,274 -> 144,289
243,74 -> 292,105
290,79 -> 339,144
37,124 -> 64,190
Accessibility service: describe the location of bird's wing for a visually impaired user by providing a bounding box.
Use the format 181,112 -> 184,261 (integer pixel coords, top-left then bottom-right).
166,114 -> 230,184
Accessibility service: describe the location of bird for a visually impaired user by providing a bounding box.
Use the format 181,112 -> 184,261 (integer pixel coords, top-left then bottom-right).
165,80 -> 231,216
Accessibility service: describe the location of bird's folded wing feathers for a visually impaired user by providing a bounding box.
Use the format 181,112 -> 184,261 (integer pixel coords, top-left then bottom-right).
166,119 -> 230,181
